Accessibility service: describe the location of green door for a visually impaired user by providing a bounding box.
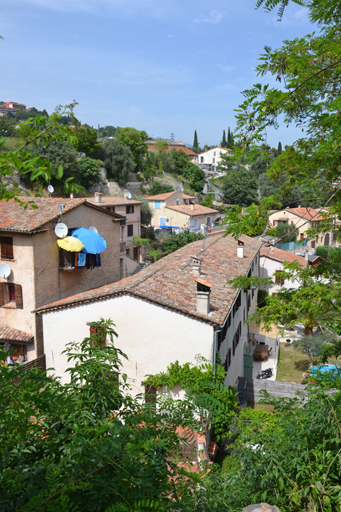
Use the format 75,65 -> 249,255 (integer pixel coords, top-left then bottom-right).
243,353 -> 253,379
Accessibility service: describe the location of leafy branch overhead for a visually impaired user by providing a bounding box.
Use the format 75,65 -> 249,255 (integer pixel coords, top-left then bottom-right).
0,102 -> 85,200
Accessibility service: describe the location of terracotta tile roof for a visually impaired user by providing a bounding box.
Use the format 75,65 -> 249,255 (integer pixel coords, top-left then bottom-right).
145,192 -> 195,201
0,197 -> 122,233
86,197 -> 142,206
260,245 -> 307,266
36,233 -> 262,326
145,191 -> 177,201
0,326 -> 34,345
166,204 -> 219,216
148,146 -> 198,157
282,207 -> 326,222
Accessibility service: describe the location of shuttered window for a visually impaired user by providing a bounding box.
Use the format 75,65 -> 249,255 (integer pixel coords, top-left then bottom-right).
89,325 -> 106,346
275,270 -> 285,285
0,283 -> 23,308
0,237 -> 14,260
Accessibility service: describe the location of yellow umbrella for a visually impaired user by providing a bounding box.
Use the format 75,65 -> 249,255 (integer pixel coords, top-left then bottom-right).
57,236 -> 85,252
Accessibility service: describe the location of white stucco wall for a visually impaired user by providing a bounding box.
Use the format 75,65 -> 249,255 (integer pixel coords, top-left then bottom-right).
42,294 -> 214,396
260,255 -> 302,295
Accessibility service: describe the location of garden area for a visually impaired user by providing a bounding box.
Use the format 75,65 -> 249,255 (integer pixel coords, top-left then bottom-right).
275,343 -> 311,383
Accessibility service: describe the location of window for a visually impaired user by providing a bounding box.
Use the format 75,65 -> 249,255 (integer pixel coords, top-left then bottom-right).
224,348 -> 231,372
0,283 -> 23,308
275,270 -> 285,285
0,237 -> 13,260
212,158 -> 215,164
201,156 -> 204,163
193,218 -> 198,228
207,217 -> 211,226
59,250 -> 75,269
126,205 -> 134,214
145,385 -> 156,404
133,247 -> 139,260
213,151 -> 216,156
127,224 -> 134,237
154,200 -> 161,209
311,240 -> 316,249
217,314 -> 231,349
89,325 -> 106,347
176,199 -> 180,205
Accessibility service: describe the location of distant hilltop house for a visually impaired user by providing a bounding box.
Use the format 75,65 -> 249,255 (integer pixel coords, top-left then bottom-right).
0,197 -> 124,366
3,101 -> 27,110
197,146 -> 231,176
268,207 -> 337,249
147,139 -> 198,164
86,192 -> 143,278
36,233 -> 262,394
144,190 -> 219,230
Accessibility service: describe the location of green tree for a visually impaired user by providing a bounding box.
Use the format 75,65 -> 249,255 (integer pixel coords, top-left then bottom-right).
102,138 -> 136,186
192,130 -> 199,153
222,164 -> 258,206
74,125 -> 101,158
161,229 -> 205,254
76,157 -> 101,189
293,333 -> 325,365
221,129 -> 227,148
181,164 -> 205,193
100,125 -> 116,137
0,319 -> 216,512
277,141 -> 282,155
115,127 -> 148,170
148,181 -> 174,195
132,194 -> 153,225
199,195 -> 213,208
275,221 -> 298,243
169,148 -> 191,175
0,116 -> 16,137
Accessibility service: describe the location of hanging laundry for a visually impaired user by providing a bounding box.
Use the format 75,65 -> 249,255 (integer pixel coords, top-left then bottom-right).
76,253 -> 86,267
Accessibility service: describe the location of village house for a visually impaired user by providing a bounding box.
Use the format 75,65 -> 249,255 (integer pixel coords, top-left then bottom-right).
197,146 -> 231,175
145,190 -> 218,230
268,207 -> 336,249
86,193 -> 143,278
259,245 -> 307,296
36,233 -> 262,394
0,197 -> 124,364
147,139 -> 198,164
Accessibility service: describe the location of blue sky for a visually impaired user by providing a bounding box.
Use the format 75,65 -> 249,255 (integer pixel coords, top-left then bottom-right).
2,0 -> 314,147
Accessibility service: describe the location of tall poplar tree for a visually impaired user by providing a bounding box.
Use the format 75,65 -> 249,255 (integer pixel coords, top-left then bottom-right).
277,141 -> 282,155
227,127 -> 232,148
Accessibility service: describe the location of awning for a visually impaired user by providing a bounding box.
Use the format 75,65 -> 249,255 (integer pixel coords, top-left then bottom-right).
0,327 -> 34,345
71,228 -> 107,254
57,236 -> 85,252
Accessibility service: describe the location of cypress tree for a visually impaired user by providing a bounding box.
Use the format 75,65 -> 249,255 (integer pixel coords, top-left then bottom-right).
193,130 -> 199,153
277,141 -> 282,155
222,129 -> 226,147
227,127 -> 232,148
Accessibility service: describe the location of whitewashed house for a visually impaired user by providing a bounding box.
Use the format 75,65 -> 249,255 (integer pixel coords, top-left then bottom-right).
260,245 -> 307,296
197,146 -> 231,175
36,233 -> 262,395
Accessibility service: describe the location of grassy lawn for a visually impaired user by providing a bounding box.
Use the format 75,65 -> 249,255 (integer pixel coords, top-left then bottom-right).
210,177 -> 223,187
276,343 -> 312,383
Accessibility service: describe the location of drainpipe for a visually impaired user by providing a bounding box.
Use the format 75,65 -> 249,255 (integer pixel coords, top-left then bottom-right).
58,248 -> 62,300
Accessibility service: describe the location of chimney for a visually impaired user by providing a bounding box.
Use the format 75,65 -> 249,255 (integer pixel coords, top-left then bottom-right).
191,255 -> 202,276
70,193 -> 74,198
237,239 -> 244,259
196,277 -> 212,316
190,201 -> 195,211
94,192 -> 102,204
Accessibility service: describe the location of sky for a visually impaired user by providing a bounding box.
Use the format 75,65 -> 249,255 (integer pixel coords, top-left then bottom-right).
2,0 -> 315,147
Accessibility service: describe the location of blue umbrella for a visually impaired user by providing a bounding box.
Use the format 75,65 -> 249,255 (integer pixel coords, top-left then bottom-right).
71,227 -> 107,254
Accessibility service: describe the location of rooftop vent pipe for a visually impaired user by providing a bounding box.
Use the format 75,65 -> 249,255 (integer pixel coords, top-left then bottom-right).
94,192 -> 102,204
191,255 -> 202,276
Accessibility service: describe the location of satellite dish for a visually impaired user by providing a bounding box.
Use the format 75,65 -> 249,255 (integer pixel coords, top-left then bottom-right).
55,222 -> 68,238
0,263 -> 11,279
126,191 -> 132,199
47,185 -> 54,194
89,226 -> 98,233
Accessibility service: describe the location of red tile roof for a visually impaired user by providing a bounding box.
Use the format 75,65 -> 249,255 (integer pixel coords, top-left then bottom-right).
145,192 -> 195,201
283,207 -> 326,222
0,197 -> 122,233
260,245 -> 307,266
36,233 -> 262,325
148,146 -> 198,157
166,204 -> 219,216
0,326 -> 34,345
86,197 -> 142,206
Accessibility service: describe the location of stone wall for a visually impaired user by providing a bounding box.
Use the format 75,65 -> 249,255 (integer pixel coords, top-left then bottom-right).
238,376 -> 307,404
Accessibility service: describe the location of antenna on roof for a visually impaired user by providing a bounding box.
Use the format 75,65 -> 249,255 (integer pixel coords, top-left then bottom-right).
47,184 -> 54,195
126,191 -> 132,199
0,263 -> 11,279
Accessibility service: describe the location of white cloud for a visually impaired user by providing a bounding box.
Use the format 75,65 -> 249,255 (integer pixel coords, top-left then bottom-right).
194,10 -> 225,24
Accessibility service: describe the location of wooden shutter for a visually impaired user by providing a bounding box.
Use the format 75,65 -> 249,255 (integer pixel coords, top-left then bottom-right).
0,283 -> 4,307
90,325 -> 106,347
14,284 -> 23,309
273,220 -> 276,227
145,385 -> 156,403
0,237 -> 14,260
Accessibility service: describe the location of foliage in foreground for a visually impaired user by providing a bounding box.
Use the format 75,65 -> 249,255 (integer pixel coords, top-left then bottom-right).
194,390 -> 341,512
0,319 -> 211,512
